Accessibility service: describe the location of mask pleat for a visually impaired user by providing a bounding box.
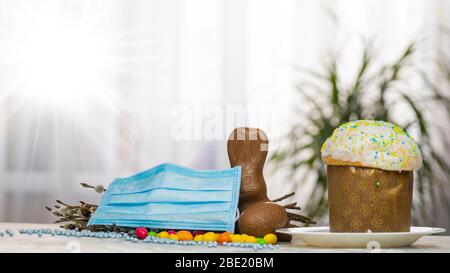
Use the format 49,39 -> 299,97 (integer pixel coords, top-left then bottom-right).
90,219 -> 230,231
109,165 -> 237,194
90,211 -> 231,228
100,201 -> 231,215
110,177 -> 234,194
105,188 -> 232,204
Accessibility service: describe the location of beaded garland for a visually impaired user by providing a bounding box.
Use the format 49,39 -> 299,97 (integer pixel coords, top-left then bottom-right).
1,228 -> 280,252
321,120 -> 422,171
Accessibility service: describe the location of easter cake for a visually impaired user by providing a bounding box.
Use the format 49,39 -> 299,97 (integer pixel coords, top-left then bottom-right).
321,120 -> 422,232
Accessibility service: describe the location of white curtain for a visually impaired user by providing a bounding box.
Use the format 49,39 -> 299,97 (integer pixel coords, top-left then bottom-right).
0,0 -> 448,223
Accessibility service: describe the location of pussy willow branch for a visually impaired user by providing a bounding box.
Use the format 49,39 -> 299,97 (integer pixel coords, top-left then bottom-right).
46,183 -> 105,231
272,192 -> 316,225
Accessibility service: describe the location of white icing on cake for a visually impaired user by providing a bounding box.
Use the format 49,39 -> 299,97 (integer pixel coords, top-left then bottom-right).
321,120 -> 422,171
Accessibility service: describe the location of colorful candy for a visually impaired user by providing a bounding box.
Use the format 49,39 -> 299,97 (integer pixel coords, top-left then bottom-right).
203,232 -> 219,242
123,228 -> 277,245
135,227 -> 148,240
217,233 -> 231,244
176,230 -> 193,241
157,231 -> 169,238
263,233 -> 277,244
194,234 -> 204,242
230,234 -> 242,242
244,235 -> 257,243
256,238 -> 266,245
192,230 -> 205,237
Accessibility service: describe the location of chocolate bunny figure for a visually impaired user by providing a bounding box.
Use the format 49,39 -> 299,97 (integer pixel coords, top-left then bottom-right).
227,128 -> 315,241
227,127 -> 270,211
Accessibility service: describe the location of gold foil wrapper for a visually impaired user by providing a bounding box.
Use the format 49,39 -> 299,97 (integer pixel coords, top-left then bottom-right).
327,165 -> 413,232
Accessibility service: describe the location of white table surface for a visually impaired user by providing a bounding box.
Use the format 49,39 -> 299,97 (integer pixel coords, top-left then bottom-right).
0,223 -> 449,253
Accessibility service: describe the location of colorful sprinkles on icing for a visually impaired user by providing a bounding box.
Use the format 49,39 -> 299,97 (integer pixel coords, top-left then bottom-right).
321,120 -> 422,171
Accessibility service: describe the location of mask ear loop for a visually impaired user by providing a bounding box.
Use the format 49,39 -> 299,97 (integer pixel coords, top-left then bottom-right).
235,208 -> 240,221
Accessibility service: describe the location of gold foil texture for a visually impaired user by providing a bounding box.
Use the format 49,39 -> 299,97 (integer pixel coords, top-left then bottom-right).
327,165 -> 413,232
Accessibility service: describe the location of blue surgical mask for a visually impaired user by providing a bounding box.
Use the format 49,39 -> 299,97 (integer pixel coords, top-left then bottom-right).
88,163 -> 241,232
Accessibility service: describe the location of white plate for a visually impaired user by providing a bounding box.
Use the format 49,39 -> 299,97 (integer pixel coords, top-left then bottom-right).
276,226 -> 446,248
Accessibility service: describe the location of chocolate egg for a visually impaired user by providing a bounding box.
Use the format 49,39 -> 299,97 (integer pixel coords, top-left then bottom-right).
238,202 -> 288,237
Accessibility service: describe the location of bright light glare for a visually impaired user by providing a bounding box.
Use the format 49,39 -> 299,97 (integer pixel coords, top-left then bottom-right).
11,11 -> 113,109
